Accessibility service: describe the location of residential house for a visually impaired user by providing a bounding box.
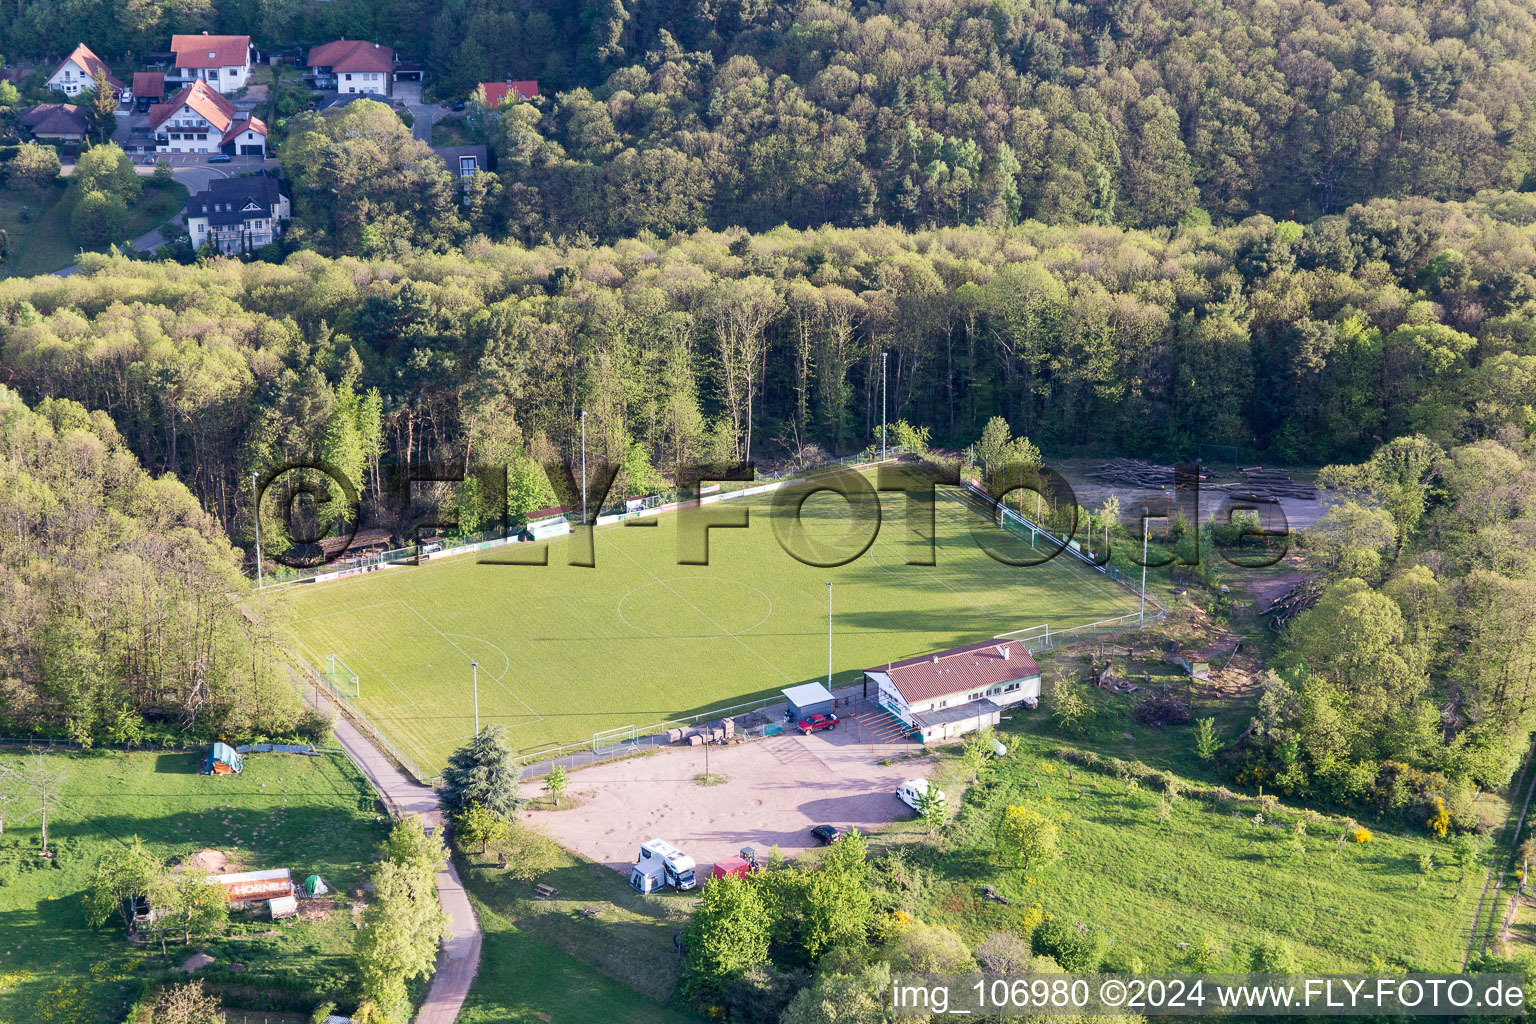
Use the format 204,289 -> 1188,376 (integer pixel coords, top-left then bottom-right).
432,145 -> 488,179
167,33 -> 253,93
307,40 -> 393,95
477,80 -> 538,107
185,174 -> 290,254
132,72 -> 165,112
150,80 -> 267,155
46,43 -> 123,98
22,103 -> 90,142
863,639 -> 1042,743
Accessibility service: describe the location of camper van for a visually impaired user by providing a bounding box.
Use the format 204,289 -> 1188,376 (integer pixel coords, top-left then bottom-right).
637,838 -> 698,890
896,779 -> 944,812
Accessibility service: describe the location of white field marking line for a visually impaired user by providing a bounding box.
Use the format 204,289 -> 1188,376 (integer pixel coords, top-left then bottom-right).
398,599 -> 543,721
352,648 -> 418,711
597,528 -> 795,683
443,632 -> 512,681
615,577 -> 774,639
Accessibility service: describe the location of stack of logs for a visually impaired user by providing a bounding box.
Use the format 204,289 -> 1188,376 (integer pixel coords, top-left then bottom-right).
1262,579 -> 1321,631
1082,459 -> 1214,488
1229,467 -> 1317,502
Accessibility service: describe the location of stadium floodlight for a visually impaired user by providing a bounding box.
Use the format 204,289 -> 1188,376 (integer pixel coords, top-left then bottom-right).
826,582 -> 833,689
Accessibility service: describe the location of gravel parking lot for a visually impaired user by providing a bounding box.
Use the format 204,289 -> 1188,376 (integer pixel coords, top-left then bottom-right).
521,703 -> 935,873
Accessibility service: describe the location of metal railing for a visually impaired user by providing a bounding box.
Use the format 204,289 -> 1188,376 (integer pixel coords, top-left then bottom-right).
303,662 -> 440,786
512,693 -> 790,767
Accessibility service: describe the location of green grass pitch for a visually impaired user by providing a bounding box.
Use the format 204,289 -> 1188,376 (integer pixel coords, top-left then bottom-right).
283,485 -> 1140,772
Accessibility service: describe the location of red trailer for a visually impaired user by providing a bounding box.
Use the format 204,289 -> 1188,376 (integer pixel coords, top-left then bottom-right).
711,856 -> 751,881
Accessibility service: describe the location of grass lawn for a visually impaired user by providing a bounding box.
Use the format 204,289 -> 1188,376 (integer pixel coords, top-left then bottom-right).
0,178 -> 187,278
456,847 -> 701,1023
429,115 -> 482,147
0,746 -> 390,1024
284,485 -> 1141,772
884,693 -> 1494,972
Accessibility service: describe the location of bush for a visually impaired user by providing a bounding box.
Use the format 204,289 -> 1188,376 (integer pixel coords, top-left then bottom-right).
1031,916 -> 1106,972
70,188 -> 127,246
1352,826 -> 1372,844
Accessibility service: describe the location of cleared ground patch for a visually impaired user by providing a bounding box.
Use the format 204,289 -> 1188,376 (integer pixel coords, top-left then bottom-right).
286,485 -> 1139,772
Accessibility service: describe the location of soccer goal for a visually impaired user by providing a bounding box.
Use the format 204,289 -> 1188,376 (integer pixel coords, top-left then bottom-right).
592,724 -> 637,752
325,654 -> 361,699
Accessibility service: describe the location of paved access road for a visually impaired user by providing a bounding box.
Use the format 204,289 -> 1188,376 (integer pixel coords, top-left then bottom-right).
317,694 -> 483,1024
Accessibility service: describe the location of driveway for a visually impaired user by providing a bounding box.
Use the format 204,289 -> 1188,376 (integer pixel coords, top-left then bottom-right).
393,79 -> 442,143
520,700 -> 934,872
312,692 -> 483,1024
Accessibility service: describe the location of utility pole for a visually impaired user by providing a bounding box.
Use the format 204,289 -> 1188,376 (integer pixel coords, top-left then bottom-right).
827,582 -> 834,690
1139,518 -> 1149,627
881,351 -> 888,459
251,471 -> 263,588
472,661 -> 479,735
580,409 -> 587,523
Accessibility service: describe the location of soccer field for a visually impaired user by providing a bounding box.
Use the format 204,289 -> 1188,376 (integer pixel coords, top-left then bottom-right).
283,484 -> 1139,773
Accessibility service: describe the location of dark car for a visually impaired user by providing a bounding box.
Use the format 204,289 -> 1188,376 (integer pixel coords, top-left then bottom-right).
208,154 -> 232,163
797,712 -> 839,735
810,825 -> 847,845
451,101 -> 467,111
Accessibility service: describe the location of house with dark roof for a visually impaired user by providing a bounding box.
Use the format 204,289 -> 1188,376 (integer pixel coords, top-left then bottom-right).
22,103 -> 90,142
150,80 -> 267,155
132,72 -> 166,112
185,174 -> 290,254
432,145 -> 489,179
167,33 -> 253,93
477,80 -> 538,107
863,639 -> 1042,743
307,40 -> 394,95
46,43 -> 124,98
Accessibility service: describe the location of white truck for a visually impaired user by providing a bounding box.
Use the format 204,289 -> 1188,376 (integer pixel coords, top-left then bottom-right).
896,778 -> 945,812
630,838 -> 698,893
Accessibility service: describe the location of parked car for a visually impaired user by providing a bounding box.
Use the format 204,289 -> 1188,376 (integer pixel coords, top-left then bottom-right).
797,712 -> 838,735
810,825 -> 847,845
451,101 -> 466,111
208,154 -> 232,163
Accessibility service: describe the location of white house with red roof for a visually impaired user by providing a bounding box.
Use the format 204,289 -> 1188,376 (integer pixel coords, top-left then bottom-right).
864,639 -> 1042,743
308,40 -> 394,95
477,80 -> 539,107
150,80 -> 267,155
167,33 -> 253,93
46,43 -> 124,98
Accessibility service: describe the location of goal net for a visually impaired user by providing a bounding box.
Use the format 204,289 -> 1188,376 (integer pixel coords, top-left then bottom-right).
325,654 -> 360,699
592,724 -> 637,752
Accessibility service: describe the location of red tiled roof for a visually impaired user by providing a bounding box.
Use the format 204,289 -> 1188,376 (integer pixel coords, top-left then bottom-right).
54,43 -> 124,91
220,114 -> 267,145
308,39 -> 394,74
478,80 -> 538,106
132,71 -> 165,99
149,80 -> 237,132
171,34 -> 251,69
872,639 -> 1040,704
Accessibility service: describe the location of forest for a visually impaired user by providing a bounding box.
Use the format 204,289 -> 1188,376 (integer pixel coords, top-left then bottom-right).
3,194 -> 1535,540
8,0 -> 1536,233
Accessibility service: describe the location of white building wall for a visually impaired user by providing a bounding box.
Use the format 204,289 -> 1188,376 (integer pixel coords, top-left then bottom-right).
47,67 -> 85,95
339,71 -> 388,95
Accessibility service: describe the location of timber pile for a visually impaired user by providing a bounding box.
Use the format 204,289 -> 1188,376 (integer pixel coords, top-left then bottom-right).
1082,458 -> 1214,488
1233,467 -> 1317,501
1262,579 -> 1321,631
1134,692 -> 1193,727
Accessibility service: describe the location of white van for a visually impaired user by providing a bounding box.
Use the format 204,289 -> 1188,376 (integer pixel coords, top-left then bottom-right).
896,779 -> 944,812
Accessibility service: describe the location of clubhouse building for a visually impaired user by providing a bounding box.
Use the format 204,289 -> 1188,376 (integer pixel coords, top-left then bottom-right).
864,639 -> 1042,743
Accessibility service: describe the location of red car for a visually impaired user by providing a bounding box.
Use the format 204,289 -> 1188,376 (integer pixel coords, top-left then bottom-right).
798,712 -> 839,735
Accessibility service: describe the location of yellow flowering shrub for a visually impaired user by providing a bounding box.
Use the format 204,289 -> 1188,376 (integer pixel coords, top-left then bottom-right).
1352,826 -> 1373,844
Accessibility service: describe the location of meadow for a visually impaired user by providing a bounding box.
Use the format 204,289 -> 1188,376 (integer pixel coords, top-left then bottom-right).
0,746 -> 389,1024
887,684 -> 1496,972
283,484 -> 1140,773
